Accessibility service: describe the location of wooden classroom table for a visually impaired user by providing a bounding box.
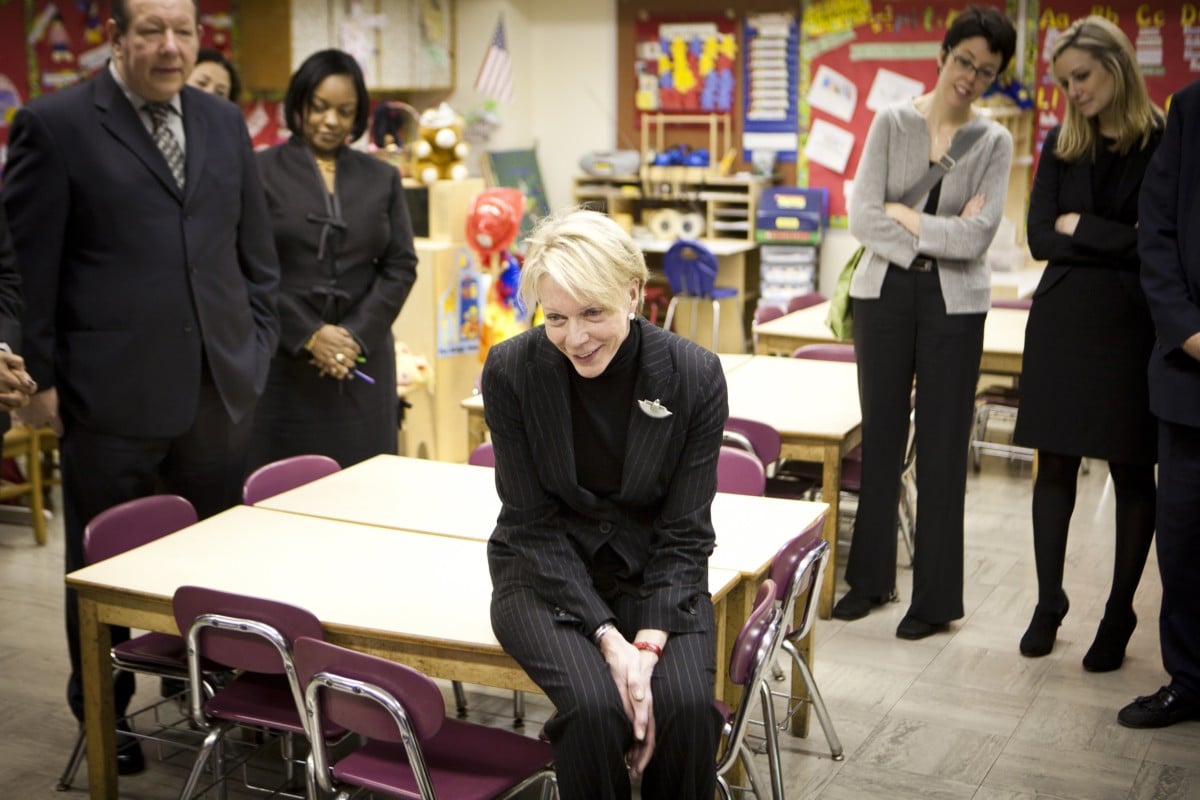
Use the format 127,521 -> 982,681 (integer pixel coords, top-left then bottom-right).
256,454 -> 829,735
722,355 -> 862,619
754,299 -> 1029,376
65,502 -> 745,799
461,352 -> 754,453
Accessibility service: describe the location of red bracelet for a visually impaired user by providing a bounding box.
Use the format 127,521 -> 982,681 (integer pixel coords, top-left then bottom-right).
633,641 -> 663,658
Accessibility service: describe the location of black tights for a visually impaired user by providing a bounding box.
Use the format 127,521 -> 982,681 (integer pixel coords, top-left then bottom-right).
1031,451 -> 1156,615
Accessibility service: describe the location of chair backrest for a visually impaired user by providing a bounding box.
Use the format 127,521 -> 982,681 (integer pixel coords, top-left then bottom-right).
173,586 -> 324,675
468,441 -> 495,467
716,446 -> 766,496
785,292 -> 827,314
791,343 -> 857,362
83,494 -> 197,565
717,580 -> 783,776
662,239 -> 719,298
769,515 -> 830,641
991,297 -> 1032,310
753,303 -> 785,327
723,417 -> 782,467
242,454 -> 341,505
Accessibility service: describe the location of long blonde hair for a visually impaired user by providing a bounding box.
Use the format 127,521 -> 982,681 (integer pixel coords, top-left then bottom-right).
1051,16 -> 1162,162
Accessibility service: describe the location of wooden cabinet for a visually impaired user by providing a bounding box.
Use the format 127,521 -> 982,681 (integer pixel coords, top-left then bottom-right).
239,0 -> 454,94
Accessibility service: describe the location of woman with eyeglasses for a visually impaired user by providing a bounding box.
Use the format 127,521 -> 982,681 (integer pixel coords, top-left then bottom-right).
834,6 -> 1016,639
1014,17 -> 1163,668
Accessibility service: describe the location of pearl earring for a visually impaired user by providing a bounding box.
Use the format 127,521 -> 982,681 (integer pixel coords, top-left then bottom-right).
628,311 -> 636,320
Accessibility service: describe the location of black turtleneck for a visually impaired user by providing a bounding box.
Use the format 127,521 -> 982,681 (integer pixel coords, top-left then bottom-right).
568,319 -> 641,497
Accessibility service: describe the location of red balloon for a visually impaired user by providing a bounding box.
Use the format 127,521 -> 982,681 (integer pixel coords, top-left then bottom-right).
466,188 -> 524,259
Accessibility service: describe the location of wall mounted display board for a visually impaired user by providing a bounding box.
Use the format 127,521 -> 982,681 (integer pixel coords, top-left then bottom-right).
485,148 -> 551,249
742,12 -> 799,165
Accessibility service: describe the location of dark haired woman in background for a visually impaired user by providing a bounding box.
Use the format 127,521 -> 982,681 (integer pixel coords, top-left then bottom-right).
188,47 -> 241,102
249,49 -> 417,471
1014,17 -> 1163,669
834,6 -> 1017,639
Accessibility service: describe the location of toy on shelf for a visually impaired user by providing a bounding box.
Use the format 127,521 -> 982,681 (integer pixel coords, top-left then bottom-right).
466,188 -> 532,361
410,102 -> 470,185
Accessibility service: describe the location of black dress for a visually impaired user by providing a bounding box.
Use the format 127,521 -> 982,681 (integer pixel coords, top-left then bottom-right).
249,138 -> 418,470
1013,126 -> 1161,464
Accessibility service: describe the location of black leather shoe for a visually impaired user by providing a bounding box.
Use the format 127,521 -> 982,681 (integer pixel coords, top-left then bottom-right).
116,725 -> 146,776
1118,686 -> 1200,729
895,614 -> 949,640
1019,594 -> 1070,657
1083,611 -> 1136,672
832,590 -> 896,621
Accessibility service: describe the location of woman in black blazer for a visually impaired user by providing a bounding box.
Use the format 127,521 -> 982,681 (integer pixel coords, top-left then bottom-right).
1014,17 -> 1163,668
484,210 -> 727,799
250,50 -> 418,471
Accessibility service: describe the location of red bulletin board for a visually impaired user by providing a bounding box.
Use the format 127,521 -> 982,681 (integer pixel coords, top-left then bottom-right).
1032,2 -> 1200,175
799,0 -> 1009,223
0,0 -> 232,155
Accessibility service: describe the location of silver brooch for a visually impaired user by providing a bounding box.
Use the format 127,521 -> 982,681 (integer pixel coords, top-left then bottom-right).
637,398 -> 672,418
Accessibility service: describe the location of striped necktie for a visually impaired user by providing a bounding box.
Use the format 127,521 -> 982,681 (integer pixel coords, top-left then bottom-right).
144,102 -> 186,190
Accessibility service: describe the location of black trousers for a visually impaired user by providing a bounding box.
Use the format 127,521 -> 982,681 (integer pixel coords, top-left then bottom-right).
490,557 -> 721,799
1155,420 -> 1200,699
849,266 -> 985,623
63,366 -> 253,721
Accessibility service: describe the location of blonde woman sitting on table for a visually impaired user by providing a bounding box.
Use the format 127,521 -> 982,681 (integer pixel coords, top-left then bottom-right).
834,5 -> 1016,639
483,209 -> 727,799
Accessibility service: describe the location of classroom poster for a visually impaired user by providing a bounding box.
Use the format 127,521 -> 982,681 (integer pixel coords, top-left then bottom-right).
633,15 -> 738,119
1033,2 -> 1200,174
798,0 -> 1009,223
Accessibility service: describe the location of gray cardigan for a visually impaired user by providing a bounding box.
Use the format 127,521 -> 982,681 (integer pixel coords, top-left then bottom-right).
848,101 -> 1013,314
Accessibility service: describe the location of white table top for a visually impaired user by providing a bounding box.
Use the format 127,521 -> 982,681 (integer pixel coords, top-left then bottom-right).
66,503 -> 744,647
634,238 -> 759,256
724,356 -> 862,441
755,300 -> 1028,359
256,455 -> 827,581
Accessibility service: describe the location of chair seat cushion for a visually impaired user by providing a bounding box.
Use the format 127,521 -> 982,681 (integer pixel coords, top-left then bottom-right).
112,633 -> 189,672
711,287 -> 739,299
204,672 -> 316,735
330,718 -> 552,800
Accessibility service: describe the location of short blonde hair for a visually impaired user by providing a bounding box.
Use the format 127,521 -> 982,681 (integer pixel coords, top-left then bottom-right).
1051,16 -> 1163,161
518,208 -> 648,315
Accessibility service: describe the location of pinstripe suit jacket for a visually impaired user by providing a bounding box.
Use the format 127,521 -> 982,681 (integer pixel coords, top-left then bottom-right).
483,318 -> 728,637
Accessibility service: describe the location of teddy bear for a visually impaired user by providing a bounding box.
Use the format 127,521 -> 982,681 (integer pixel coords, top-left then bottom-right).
409,102 -> 470,185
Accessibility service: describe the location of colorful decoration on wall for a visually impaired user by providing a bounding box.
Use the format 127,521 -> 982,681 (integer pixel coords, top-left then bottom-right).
634,16 -> 738,115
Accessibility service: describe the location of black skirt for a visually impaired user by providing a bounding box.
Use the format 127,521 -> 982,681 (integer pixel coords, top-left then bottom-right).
1012,267 -> 1156,464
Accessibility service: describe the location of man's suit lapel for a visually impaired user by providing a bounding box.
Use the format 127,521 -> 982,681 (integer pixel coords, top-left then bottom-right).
94,68 -> 183,200
527,336 -> 577,487
181,89 -> 207,203
620,321 -> 679,498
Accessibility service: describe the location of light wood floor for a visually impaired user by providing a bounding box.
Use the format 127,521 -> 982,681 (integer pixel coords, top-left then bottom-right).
1,454 -> 1198,799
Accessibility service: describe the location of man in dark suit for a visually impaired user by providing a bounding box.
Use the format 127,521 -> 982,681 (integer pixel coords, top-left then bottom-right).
1127,77 -> 1200,728
0,0 -> 279,771
0,205 -> 36,427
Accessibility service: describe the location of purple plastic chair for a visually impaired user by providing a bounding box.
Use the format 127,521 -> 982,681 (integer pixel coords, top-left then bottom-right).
790,342 -> 857,362
715,579 -> 784,800
662,239 -> 741,352
762,516 -> 843,768
57,495 -> 201,790
990,297 -> 1032,310
294,637 -> 557,800
468,441 -> 495,467
242,454 -> 341,505
173,586 -> 342,800
752,304 -> 786,352
716,445 -> 767,496
723,417 -> 782,468
785,291 -> 827,314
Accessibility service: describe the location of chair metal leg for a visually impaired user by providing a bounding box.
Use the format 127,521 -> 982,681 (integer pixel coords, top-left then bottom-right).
711,299 -> 721,352
758,679 -> 786,799
512,690 -> 525,726
738,741 -> 770,800
452,680 -> 468,717
688,298 -> 700,343
179,724 -> 227,800
56,725 -> 86,791
783,638 -> 844,760
663,297 -> 680,334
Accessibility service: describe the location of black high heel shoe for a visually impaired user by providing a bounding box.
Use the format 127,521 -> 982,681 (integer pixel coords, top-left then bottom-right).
1083,611 -> 1137,672
1019,594 -> 1069,657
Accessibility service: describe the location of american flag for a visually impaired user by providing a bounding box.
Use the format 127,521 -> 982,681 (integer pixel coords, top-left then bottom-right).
474,16 -> 513,102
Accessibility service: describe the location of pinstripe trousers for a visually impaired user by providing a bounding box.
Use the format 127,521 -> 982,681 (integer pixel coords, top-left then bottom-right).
490,548 -> 722,800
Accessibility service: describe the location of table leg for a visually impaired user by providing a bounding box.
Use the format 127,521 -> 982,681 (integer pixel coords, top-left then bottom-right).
718,578 -> 751,789
818,445 -> 842,619
79,594 -> 118,799
466,409 -> 487,453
